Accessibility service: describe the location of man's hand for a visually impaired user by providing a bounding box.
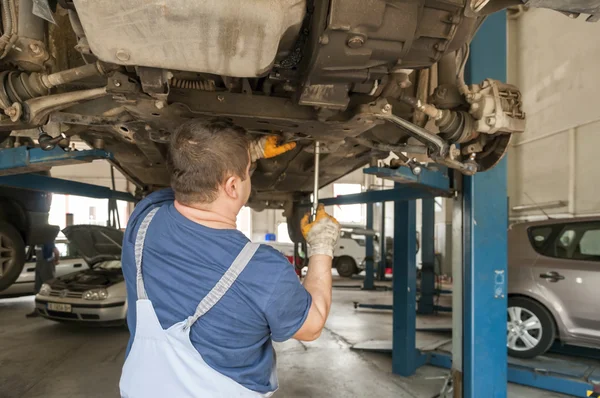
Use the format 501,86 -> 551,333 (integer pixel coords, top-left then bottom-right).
249,135 -> 296,162
300,204 -> 341,258
53,246 -> 60,265
293,205 -> 340,341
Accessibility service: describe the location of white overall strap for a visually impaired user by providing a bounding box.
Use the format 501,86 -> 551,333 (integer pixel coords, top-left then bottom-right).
185,242 -> 259,329
135,207 -> 160,300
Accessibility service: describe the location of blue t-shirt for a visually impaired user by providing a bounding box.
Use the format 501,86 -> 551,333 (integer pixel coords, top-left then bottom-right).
122,189 -> 311,393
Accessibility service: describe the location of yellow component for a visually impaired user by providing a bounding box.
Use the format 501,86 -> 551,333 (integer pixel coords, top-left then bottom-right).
300,204 -> 339,238
588,391 -> 600,397
262,136 -> 296,159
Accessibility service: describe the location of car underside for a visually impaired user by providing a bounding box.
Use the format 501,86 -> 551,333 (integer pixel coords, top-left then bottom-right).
0,0 -> 597,214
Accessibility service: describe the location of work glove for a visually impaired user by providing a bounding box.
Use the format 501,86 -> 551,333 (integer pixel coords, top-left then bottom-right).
249,135 -> 296,162
301,204 -> 341,258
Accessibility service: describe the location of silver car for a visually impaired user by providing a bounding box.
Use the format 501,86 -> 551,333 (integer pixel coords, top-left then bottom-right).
35,226 -> 127,325
508,217 -> 600,358
0,240 -> 85,298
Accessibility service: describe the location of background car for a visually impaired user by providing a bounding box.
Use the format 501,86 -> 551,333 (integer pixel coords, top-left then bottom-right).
35,225 -> 126,325
508,216 -> 600,358
0,239 -> 85,298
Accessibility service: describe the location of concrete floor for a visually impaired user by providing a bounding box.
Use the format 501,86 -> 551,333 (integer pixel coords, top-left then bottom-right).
0,280 -> 569,398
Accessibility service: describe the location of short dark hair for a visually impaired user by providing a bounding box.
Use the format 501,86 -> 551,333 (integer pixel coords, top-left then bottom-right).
168,119 -> 251,205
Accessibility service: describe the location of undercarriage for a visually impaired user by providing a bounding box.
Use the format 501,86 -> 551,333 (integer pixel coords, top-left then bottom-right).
0,0 -> 597,210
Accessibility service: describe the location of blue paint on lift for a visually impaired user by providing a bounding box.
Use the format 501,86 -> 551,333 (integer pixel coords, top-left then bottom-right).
364,203 -> 375,290
418,198 -> 436,315
0,145 -> 136,201
392,194 -> 420,376
463,11 -> 508,398
0,145 -> 113,175
0,171 -> 136,202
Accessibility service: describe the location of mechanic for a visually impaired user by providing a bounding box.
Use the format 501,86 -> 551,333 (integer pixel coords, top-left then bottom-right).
119,119 -> 341,397
26,241 -> 60,318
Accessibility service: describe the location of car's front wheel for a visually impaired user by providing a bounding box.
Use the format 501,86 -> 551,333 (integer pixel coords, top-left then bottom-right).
507,297 -> 556,359
0,221 -> 26,292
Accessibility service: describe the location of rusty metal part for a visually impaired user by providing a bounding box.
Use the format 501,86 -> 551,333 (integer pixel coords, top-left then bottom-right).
24,87 -> 108,125
44,62 -> 106,87
430,84 -> 465,109
4,37 -> 51,71
137,67 -> 171,101
370,99 -> 448,156
170,78 -> 216,91
350,136 -> 428,154
392,152 -> 423,175
48,111 -> 133,127
369,99 -> 479,175
413,69 -> 431,127
0,62 -> 106,110
434,154 -> 477,175
467,79 -> 525,135
399,93 -> 444,121
4,102 -> 21,121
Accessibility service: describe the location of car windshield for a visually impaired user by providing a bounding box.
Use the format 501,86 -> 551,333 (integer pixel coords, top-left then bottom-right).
96,260 -> 122,270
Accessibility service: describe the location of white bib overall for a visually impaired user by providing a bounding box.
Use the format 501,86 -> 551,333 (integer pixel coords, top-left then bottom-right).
120,208 -> 278,397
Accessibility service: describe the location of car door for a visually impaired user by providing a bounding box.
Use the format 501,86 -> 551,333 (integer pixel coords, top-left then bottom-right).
532,221 -> 600,345
54,241 -> 85,277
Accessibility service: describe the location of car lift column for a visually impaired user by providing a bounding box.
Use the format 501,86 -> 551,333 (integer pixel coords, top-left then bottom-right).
364,203 -> 375,290
378,202 -> 386,280
460,11 -> 508,397
418,198 -> 435,314
392,193 -> 421,375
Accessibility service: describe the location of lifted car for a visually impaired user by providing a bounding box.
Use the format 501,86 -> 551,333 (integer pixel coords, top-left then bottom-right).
0,0 -> 597,244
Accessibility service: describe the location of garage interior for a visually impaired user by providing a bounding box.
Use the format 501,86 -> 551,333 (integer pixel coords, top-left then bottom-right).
1,5 -> 600,398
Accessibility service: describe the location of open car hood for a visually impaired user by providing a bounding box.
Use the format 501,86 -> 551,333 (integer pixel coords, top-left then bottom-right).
61,225 -> 123,266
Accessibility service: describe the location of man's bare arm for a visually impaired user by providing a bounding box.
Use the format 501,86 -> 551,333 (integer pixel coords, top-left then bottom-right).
293,254 -> 332,341
292,206 -> 340,342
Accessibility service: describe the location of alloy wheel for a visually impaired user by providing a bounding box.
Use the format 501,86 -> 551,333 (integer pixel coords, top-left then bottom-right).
507,306 -> 543,351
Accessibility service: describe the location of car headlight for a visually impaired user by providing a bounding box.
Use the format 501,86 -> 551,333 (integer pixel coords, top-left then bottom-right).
82,288 -> 109,301
39,283 -> 52,296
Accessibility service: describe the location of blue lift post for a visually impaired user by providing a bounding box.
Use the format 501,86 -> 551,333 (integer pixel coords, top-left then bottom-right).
392,196 -> 426,375
461,11 -> 508,397
378,202 -> 386,281
363,203 -> 375,290
418,198 -> 435,315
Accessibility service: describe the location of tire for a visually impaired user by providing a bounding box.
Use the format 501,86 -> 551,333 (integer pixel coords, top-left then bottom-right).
285,204 -> 306,244
507,296 -> 556,359
0,221 -> 26,292
335,256 -> 358,278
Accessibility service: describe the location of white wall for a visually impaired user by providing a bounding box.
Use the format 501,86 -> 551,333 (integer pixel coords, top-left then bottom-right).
48,160 -> 134,229
50,160 -> 131,193
508,9 -> 600,219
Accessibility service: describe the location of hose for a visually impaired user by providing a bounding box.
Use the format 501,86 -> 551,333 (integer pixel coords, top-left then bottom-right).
456,44 -> 470,97
0,0 -> 18,59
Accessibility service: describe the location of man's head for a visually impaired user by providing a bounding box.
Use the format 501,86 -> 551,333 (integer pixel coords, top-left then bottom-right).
168,119 -> 252,213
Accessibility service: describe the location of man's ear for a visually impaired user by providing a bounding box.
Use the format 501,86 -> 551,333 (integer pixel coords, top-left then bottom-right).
223,175 -> 239,200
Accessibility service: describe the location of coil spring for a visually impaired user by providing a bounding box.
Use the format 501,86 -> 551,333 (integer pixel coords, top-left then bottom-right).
170,78 -> 216,91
